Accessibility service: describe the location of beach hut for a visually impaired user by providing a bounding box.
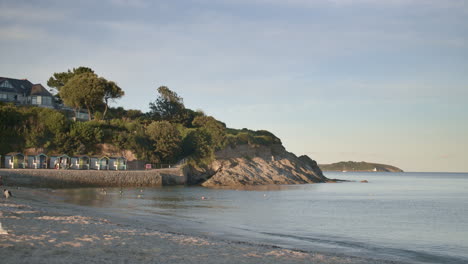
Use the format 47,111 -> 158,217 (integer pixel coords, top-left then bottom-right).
50,154 -> 71,169
27,153 -> 48,169
70,156 -> 78,170
109,157 -> 127,170
98,156 -> 110,170
4,153 -> 26,169
49,156 -> 58,169
71,155 -> 90,170
58,154 -> 71,169
89,157 -> 99,170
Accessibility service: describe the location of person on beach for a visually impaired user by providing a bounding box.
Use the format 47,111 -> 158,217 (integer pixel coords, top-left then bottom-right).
4,189 -> 12,199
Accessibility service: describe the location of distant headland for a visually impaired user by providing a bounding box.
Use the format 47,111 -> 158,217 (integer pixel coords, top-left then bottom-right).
319,161 -> 403,172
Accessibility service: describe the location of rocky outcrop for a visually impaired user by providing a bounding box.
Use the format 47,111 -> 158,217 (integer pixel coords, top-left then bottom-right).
185,144 -> 327,187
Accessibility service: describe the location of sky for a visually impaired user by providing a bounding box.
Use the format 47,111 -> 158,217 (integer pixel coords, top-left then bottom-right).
1,0 -> 467,172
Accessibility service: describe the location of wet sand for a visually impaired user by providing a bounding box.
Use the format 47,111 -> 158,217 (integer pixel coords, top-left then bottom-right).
0,188 -> 402,264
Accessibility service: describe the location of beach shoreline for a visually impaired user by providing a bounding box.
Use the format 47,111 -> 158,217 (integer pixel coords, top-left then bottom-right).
0,187 -> 404,264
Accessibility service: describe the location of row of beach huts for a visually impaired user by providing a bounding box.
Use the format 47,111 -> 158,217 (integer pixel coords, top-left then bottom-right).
0,152 -> 127,170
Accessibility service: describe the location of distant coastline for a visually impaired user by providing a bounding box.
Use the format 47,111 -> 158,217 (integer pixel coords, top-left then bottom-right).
319,161 -> 403,172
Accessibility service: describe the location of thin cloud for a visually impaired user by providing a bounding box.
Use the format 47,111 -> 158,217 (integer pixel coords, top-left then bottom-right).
106,0 -> 150,8
0,6 -> 67,23
0,26 -> 48,41
199,0 -> 467,9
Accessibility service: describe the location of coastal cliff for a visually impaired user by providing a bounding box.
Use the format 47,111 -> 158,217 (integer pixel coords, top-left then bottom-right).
184,144 -> 327,187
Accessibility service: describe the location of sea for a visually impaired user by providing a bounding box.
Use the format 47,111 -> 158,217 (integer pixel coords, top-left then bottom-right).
52,172 -> 468,264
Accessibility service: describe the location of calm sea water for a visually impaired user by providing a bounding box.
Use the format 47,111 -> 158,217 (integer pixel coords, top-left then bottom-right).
54,172 -> 468,264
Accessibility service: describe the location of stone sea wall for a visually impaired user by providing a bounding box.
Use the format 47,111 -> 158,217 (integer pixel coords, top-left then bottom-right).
0,168 -> 185,188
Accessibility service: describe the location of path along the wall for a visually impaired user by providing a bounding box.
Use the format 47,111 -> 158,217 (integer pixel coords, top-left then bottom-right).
0,168 -> 185,188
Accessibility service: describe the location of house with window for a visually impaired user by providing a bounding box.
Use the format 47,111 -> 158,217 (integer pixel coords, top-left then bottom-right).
0,77 -> 89,120
0,77 -> 54,108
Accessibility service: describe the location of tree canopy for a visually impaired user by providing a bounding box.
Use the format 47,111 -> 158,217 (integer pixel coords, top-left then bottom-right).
192,115 -> 226,150
47,67 -> 95,93
149,86 -> 186,122
60,72 -> 124,120
146,121 -> 182,163
102,80 -> 125,119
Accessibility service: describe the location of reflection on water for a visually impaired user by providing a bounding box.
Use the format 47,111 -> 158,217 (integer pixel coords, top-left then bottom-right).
211,184 -> 316,191
56,187 -> 231,210
52,172 -> 468,264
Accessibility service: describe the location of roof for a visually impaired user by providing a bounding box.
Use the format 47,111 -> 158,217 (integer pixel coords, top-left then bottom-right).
5,152 -> 24,156
0,77 -> 52,97
51,154 -> 70,158
75,155 -> 90,159
0,77 -> 33,94
30,84 -> 53,96
110,156 -> 126,160
27,153 -> 48,157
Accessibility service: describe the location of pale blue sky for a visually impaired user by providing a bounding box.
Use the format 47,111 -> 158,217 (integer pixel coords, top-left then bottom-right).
1,0 -> 467,172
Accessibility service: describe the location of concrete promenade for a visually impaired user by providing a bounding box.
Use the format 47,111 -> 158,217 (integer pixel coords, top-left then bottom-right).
0,168 -> 186,188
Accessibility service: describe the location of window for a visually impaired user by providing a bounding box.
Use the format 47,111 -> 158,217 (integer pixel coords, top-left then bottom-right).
31,96 -> 37,105
42,96 -> 52,105
0,80 -> 14,88
0,93 -> 7,99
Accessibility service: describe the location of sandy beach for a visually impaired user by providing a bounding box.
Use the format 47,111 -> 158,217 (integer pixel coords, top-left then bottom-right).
0,188 -> 403,264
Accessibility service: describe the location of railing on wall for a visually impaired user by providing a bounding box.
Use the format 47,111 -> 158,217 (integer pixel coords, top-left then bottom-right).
145,159 -> 187,170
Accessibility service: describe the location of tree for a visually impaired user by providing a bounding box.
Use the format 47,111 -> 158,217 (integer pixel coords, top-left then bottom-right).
146,121 -> 182,162
57,122 -> 103,155
0,104 -> 26,153
148,86 -> 186,122
125,109 -> 144,120
60,73 -> 124,120
23,108 -> 68,150
192,115 -> 226,150
47,67 -> 95,92
182,128 -> 214,160
102,81 -> 124,119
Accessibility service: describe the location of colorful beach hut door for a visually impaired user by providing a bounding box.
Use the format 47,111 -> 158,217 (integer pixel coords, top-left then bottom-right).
90,158 -> 99,170
55,155 -> 70,169
31,154 -> 48,169
112,157 -> 127,170
99,157 -> 109,170
38,154 -> 48,168
79,156 -> 90,170
6,153 -> 25,169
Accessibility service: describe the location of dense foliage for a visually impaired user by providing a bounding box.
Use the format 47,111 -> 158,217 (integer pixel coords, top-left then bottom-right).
0,67 -> 281,165
60,72 -> 124,120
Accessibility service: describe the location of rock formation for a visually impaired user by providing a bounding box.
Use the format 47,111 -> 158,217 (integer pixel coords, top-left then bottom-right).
185,144 -> 327,187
